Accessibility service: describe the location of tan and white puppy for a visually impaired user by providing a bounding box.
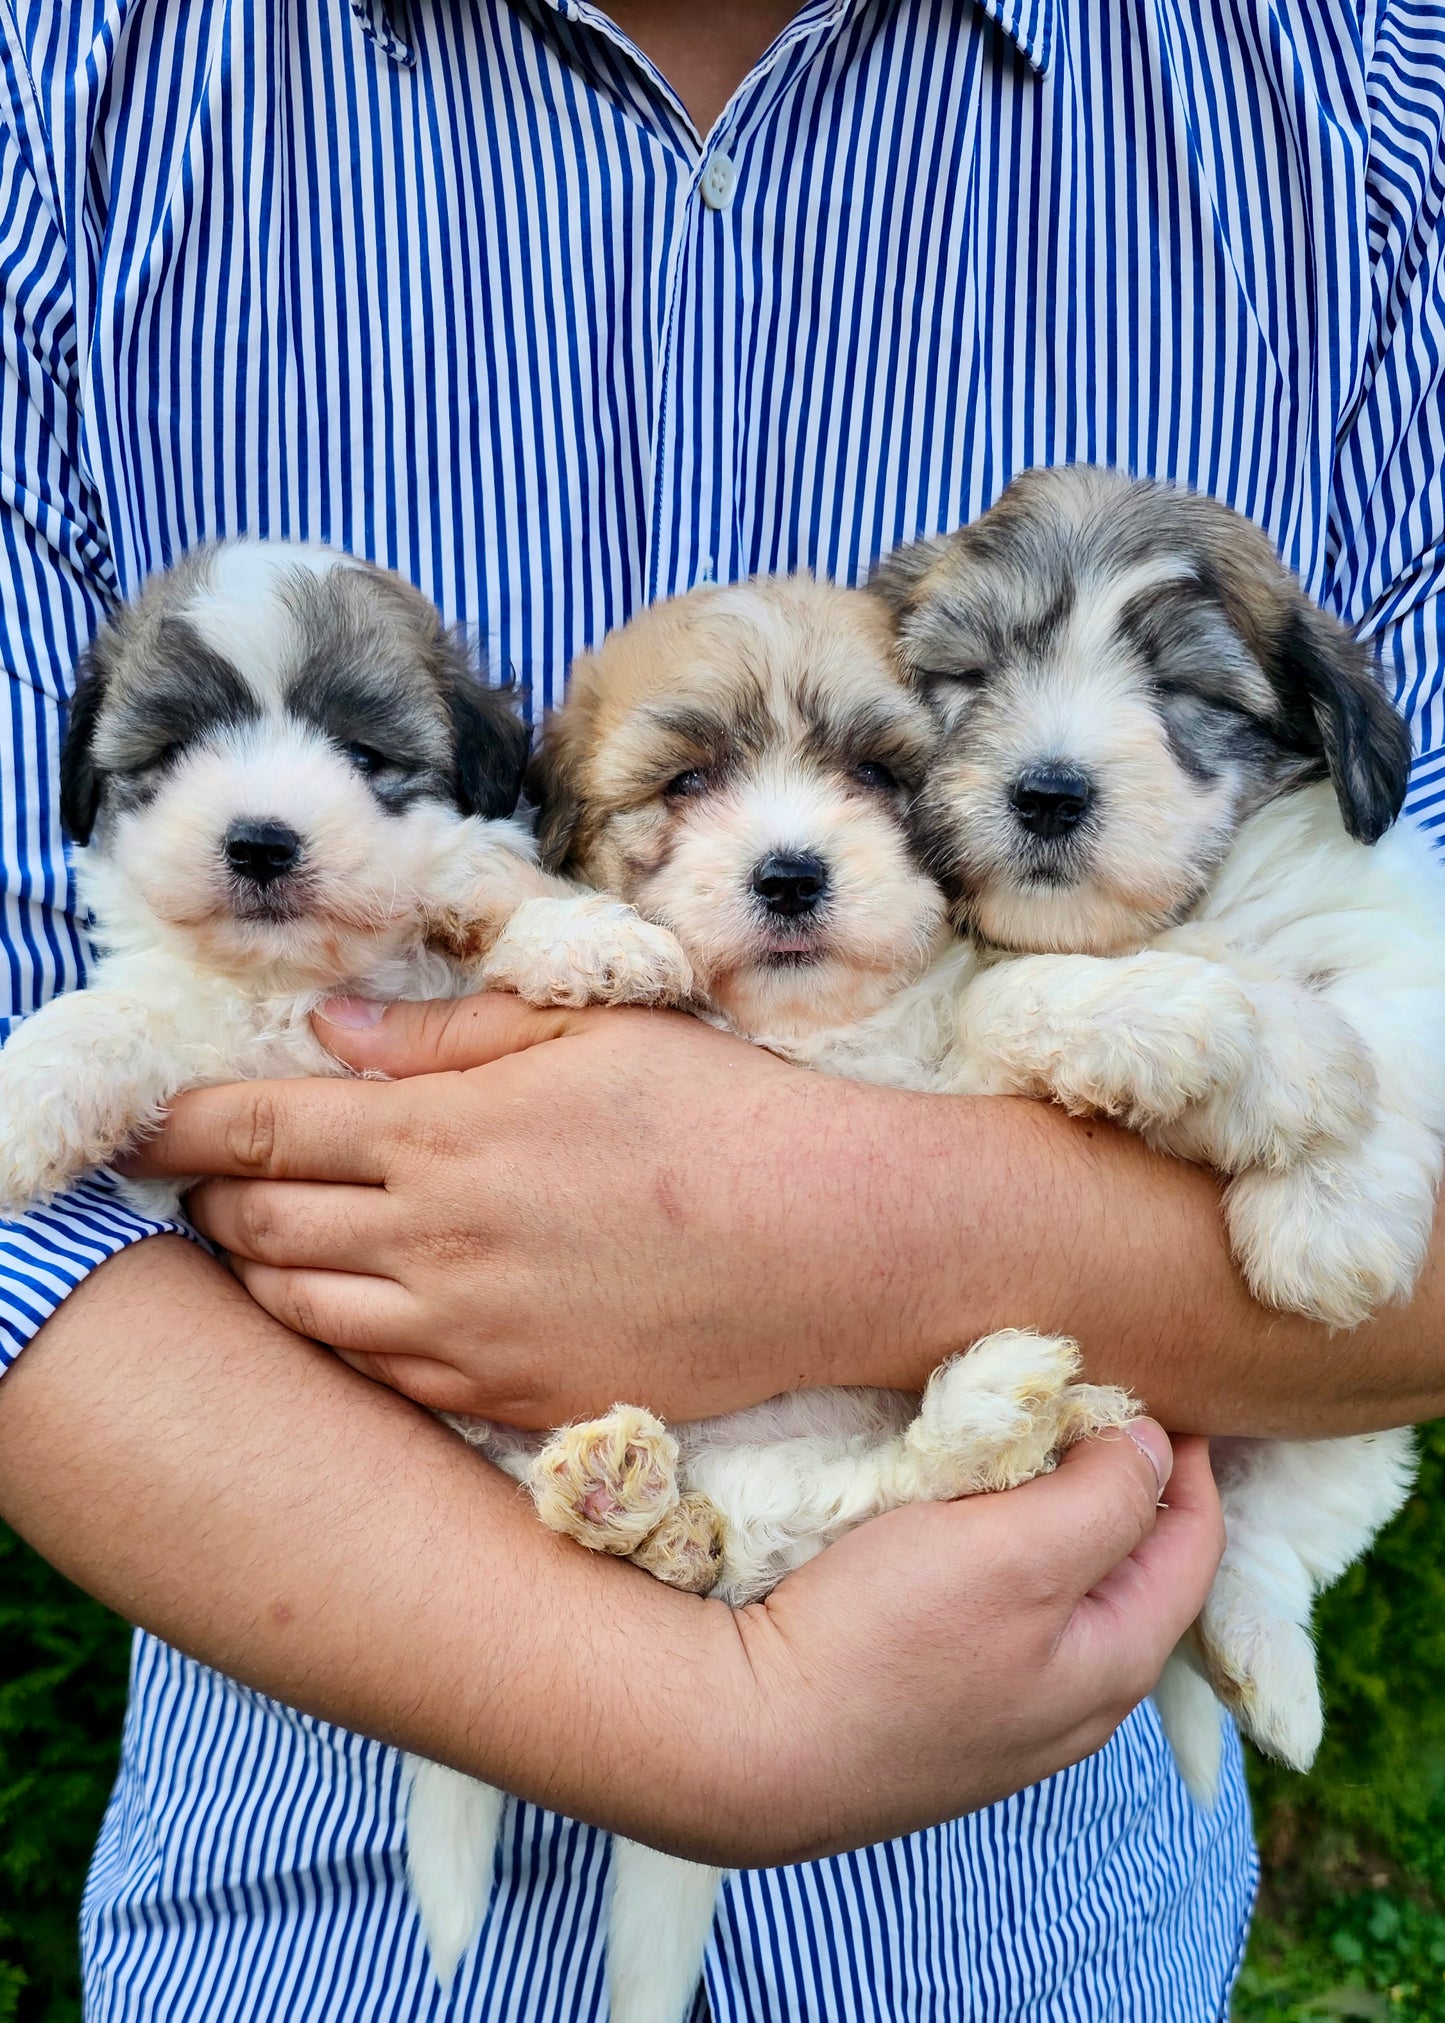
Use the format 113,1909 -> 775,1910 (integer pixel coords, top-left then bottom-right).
0,538 -> 687,1219
874,465 -> 1445,1798
405,574 -> 1137,2023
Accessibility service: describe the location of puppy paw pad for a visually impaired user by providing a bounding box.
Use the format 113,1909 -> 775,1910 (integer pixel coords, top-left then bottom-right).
530,1406 -> 680,1554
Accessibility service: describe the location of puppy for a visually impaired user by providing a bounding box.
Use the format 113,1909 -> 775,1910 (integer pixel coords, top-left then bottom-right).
404,574 -> 1137,2023
873,464 -> 1445,1796
0,538 -> 691,1217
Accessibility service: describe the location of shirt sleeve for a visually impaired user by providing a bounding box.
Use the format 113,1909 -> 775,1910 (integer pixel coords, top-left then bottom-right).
0,33 -> 191,1373
1325,0 -> 1445,849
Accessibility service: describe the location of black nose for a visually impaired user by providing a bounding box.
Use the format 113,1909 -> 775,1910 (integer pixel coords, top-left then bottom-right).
1008,766 -> 1094,840
751,851 -> 830,916
224,820 -> 302,885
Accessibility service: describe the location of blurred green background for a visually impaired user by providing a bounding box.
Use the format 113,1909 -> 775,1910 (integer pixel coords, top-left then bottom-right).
3,1423 -> 1444,2022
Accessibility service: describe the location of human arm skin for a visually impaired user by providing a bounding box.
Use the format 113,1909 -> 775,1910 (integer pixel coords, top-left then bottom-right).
133,993 -> 1445,1440
0,1233 -> 1218,1866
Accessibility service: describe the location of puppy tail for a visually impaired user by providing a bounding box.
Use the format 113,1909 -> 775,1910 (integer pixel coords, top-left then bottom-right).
1153,1642 -> 1224,1806
607,1838 -> 722,2023
404,1755 -> 506,1984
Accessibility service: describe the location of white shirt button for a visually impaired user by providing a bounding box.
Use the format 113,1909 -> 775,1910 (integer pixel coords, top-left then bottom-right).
700,152 -> 738,211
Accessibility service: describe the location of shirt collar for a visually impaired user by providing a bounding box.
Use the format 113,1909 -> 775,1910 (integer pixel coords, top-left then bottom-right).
357,0 -> 1059,83
975,0 -> 1056,73
537,0 -> 1059,80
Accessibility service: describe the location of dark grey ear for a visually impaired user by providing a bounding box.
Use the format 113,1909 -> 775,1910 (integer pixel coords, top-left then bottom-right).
59,640 -> 112,844
525,714 -> 584,871
437,629 -> 531,820
867,534 -> 949,615
1275,603 -> 1411,844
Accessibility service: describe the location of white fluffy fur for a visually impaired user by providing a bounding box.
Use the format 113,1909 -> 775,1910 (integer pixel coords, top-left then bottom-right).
946,783 -> 1445,1787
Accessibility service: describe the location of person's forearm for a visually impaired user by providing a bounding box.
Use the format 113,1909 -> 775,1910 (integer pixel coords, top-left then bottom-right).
0,1239 -> 756,1845
872,1092 -> 1445,1438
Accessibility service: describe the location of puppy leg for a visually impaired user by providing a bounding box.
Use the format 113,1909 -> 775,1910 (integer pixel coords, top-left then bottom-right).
1153,1638 -> 1226,1805
528,1406 -> 683,1556
480,894 -> 694,1008
0,988 -> 200,1211
950,951 -> 1254,1130
607,1839 -> 722,2023
1195,1431 -> 1416,1774
1224,1114 -> 1441,1328
404,1757 -> 506,1984
705,1335 -> 1136,1604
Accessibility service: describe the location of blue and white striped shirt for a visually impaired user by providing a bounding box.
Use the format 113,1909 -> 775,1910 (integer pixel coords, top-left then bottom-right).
2,0 -> 1443,2014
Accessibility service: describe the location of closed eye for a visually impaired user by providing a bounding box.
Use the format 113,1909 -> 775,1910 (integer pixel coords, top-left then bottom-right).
120,741 -> 182,776
341,740 -> 397,777
921,665 -> 989,688
1150,677 -> 1253,718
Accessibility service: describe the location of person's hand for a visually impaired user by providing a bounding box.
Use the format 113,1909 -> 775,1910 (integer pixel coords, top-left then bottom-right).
127,991 -> 968,1425
693,1421 -> 1222,1862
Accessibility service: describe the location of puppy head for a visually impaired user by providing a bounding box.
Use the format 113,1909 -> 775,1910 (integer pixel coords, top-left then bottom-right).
530,576 -> 948,1036
875,466 -> 1411,955
62,541 -> 529,982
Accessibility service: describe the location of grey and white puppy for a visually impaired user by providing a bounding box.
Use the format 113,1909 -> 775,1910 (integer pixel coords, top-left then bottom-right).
874,464 -> 1445,1793
0,539 -> 596,1216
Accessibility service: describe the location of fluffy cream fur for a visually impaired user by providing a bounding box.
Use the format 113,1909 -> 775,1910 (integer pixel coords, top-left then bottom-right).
402,576 -> 1137,2018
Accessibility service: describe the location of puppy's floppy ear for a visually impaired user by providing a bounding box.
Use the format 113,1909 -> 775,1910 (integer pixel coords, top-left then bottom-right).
59,636 -> 114,844
526,709 -> 585,871
867,534 -> 949,616
1275,601 -> 1411,844
436,628 -> 531,820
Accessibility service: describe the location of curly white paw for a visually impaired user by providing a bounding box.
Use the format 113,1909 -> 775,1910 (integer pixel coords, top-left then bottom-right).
908,1331 -> 1135,1496
481,895 -> 694,1009
0,1073 -> 96,1212
1226,1162 -> 1420,1328
957,953 -> 1255,1129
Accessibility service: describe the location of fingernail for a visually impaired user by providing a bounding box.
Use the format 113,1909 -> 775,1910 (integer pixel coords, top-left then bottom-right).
1126,1419 -> 1173,1495
316,996 -> 386,1029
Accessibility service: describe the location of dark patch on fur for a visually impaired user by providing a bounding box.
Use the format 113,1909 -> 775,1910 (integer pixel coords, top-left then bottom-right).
445,671 -> 530,821
286,570 -> 528,820
1265,605 -> 1410,843
797,693 -> 934,792
59,647 -> 110,843
64,615 -> 264,838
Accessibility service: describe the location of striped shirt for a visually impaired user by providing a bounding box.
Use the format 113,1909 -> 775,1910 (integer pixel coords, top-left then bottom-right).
2,0 -> 1442,2014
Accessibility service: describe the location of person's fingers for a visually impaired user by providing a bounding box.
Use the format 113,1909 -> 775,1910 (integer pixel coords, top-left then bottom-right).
227,1259 -> 417,1352
328,1345 -> 496,1415
121,1078 -> 401,1181
312,992 -> 594,1078
187,1179 -> 404,1272
1000,1420 -> 1175,1598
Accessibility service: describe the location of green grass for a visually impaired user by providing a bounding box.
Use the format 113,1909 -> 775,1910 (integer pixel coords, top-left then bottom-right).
4,1425 -> 1445,2021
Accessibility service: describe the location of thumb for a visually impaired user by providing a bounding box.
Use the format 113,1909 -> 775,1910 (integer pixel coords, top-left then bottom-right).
1003,1420 -> 1178,1593
312,991 -> 590,1077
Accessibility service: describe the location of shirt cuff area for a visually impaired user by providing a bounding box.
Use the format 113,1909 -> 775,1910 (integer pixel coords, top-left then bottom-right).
0,1175 -> 200,1371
